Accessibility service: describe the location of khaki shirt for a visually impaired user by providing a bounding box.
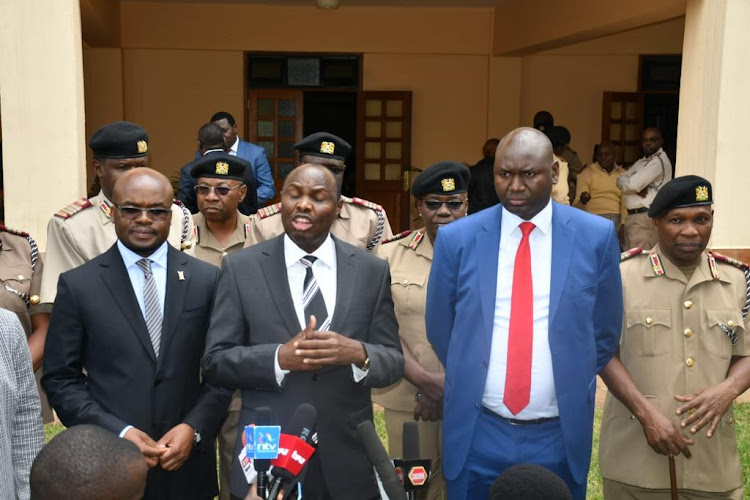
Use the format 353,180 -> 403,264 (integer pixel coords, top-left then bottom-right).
193,211 -> 251,268
0,229 -> 51,335
616,148 -> 673,210
600,245 -> 749,492
372,229 -> 443,411
244,196 -> 393,252
552,155 -> 570,205
40,191 -> 196,303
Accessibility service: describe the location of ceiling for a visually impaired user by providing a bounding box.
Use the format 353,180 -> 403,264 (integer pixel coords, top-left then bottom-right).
120,0 -> 505,7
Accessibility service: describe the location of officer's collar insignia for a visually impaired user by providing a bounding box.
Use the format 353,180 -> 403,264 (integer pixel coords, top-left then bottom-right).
320,141 -> 335,155
649,253 -> 665,276
696,186 -> 709,202
99,200 -> 112,219
441,178 -> 455,192
708,253 -> 719,280
137,140 -> 148,154
215,162 -> 229,175
408,229 -> 425,251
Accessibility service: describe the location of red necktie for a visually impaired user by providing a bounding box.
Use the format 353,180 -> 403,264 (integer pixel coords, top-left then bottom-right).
504,221 -> 535,415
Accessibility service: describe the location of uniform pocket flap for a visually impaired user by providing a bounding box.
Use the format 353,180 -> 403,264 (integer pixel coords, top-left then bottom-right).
625,308 -> 671,328
706,309 -> 745,331
390,271 -> 427,288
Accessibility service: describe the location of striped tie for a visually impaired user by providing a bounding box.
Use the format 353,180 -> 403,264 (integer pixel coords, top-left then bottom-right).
300,256 -> 329,331
136,259 -> 162,358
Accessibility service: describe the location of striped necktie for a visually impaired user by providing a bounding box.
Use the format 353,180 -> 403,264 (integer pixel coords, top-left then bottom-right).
300,256 -> 330,331
136,258 -> 162,358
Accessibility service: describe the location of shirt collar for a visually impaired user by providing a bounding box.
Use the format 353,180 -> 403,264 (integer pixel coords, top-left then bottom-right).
230,136 -> 240,153
501,199 -> 553,237
117,240 -> 169,270
202,148 -> 225,155
284,233 -> 336,270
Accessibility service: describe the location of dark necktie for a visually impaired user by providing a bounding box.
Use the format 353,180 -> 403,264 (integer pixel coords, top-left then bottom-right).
300,256 -> 329,331
136,258 -> 162,358
504,221 -> 535,415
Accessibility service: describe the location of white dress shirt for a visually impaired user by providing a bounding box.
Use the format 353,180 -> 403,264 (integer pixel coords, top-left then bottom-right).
482,201 -> 559,419
228,136 -> 239,156
273,234 -> 367,385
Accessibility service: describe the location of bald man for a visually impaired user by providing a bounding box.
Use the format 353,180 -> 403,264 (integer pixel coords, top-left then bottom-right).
43,169 -> 231,500
426,127 -> 623,499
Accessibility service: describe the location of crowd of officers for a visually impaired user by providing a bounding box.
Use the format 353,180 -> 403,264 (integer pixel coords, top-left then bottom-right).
2,116 -> 749,500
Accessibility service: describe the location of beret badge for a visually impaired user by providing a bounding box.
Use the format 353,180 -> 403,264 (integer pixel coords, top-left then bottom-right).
215,162 -> 229,175
696,186 -> 709,202
320,141 -> 335,155
136,140 -> 148,154
441,178 -> 456,192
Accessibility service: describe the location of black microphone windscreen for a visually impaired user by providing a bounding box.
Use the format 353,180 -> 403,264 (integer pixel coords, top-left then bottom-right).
284,403 -> 317,443
357,420 -> 406,500
403,421 -> 420,460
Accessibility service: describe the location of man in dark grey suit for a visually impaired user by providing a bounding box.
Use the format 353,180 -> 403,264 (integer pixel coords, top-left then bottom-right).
202,164 -> 404,500
43,169 -> 231,500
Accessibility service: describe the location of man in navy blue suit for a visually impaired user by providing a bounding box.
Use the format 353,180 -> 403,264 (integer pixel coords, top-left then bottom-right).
426,127 -> 623,499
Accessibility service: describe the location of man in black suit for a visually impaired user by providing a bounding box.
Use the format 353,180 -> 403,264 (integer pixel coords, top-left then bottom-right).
202,164 -> 404,499
42,169 -> 231,500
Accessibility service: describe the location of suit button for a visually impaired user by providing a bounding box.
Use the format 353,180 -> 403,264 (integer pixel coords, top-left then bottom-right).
684,300 -> 693,309
312,373 -> 320,381
686,358 -> 695,368
154,378 -> 163,387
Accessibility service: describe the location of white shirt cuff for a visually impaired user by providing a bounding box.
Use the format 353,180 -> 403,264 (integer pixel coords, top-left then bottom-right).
351,364 -> 369,382
119,425 -> 134,438
274,345 -> 290,386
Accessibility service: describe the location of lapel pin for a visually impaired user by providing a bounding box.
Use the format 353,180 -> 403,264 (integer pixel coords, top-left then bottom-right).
177,270 -> 185,281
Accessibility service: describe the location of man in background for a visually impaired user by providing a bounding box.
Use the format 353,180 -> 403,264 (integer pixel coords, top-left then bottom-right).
468,138 -> 500,214
574,141 -> 627,232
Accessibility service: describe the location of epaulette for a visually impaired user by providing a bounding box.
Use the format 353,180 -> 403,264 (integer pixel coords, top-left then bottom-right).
710,252 -> 750,319
54,198 -> 93,219
244,219 -> 252,238
351,197 -> 387,252
620,247 -> 644,262
381,230 -> 413,245
0,225 -> 40,306
407,229 -> 425,251
257,203 -> 281,220
351,197 -> 384,212
173,198 -> 185,207
0,225 -> 29,238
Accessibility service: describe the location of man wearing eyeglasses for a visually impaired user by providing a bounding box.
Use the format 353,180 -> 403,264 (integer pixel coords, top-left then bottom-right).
42,168 -> 231,500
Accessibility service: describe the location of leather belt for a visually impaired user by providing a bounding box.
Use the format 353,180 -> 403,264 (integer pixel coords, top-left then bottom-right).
481,406 -> 559,426
627,207 -> 649,215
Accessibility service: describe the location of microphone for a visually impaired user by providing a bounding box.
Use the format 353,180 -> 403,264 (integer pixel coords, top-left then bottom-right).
394,421 -> 432,498
268,403 -> 318,500
356,420 -> 406,500
253,407 -> 275,499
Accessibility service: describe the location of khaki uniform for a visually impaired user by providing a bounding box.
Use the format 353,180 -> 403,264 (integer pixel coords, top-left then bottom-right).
0,226 -> 54,422
191,210 -> 249,500
552,155 -> 570,206
244,196 -> 393,252
599,246 -> 748,498
40,191 -> 196,303
373,229 -> 445,500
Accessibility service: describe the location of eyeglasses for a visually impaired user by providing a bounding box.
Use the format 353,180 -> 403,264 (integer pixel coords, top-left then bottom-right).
114,205 -> 171,221
194,184 -> 243,196
422,200 -> 466,211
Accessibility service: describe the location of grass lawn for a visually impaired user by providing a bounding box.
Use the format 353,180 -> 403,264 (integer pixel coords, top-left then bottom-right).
44,403 -> 750,499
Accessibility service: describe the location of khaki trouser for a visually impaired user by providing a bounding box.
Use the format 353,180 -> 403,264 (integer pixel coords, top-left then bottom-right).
384,408 -> 446,500
35,368 -> 54,423
623,211 -> 657,250
603,478 -> 743,500
219,402 -> 241,500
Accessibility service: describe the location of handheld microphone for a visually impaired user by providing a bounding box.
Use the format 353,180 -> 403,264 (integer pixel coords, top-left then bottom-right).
268,403 -> 318,500
356,420 -> 406,500
254,407 -> 275,499
394,421 -> 432,498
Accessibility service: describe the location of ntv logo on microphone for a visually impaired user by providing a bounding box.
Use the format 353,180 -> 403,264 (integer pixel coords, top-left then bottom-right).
244,425 -> 281,460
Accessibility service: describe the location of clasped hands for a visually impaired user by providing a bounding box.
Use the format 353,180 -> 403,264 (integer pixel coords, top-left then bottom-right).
123,423 -> 195,470
278,315 -> 367,371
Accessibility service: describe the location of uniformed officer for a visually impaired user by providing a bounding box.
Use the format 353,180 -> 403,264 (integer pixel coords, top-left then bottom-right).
244,132 -> 393,251
0,225 -> 54,422
41,121 -> 196,304
599,175 -> 749,499
189,152 -> 250,500
373,161 -> 470,500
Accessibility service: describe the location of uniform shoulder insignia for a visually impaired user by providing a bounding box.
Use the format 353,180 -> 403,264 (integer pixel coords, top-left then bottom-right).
350,197 -> 387,252
351,197 -> 384,211
407,229 -> 425,251
710,251 -> 750,271
173,198 -> 185,207
257,203 -> 281,219
381,230 -> 413,245
620,247 -> 644,262
0,225 -> 29,238
54,198 -> 93,219
0,225 -> 39,274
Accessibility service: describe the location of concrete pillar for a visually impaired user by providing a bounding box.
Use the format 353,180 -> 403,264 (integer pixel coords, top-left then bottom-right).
676,0 -> 750,255
0,0 -> 87,249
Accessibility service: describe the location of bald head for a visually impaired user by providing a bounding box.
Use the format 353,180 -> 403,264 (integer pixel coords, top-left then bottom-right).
112,168 -> 173,206
498,127 -> 555,165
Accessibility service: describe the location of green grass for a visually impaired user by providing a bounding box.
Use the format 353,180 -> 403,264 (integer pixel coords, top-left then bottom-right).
44,403 -> 750,499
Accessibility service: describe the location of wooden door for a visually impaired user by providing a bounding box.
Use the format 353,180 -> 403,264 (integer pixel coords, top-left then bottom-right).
248,90 -> 304,203
356,91 -> 412,233
601,92 -> 644,167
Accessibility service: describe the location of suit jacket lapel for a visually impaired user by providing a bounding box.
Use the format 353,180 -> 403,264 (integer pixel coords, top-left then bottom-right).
330,237 -> 355,334
99,245 -> 157,364
549,204 -> 575,325
260,236 -> 301,337
160,246 -> 189,363
476,206 -> 502,338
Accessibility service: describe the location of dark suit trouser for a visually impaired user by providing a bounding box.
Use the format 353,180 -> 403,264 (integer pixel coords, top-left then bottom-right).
447,410 -> 584,500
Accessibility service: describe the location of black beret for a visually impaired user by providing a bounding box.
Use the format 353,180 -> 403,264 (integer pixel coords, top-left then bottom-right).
294,132 -> 352,162
647,175 -> 713,217
89,121 -> 149,159
489,464 -> 572,500
190,152 -> 248,181
411,161 -> 470,197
